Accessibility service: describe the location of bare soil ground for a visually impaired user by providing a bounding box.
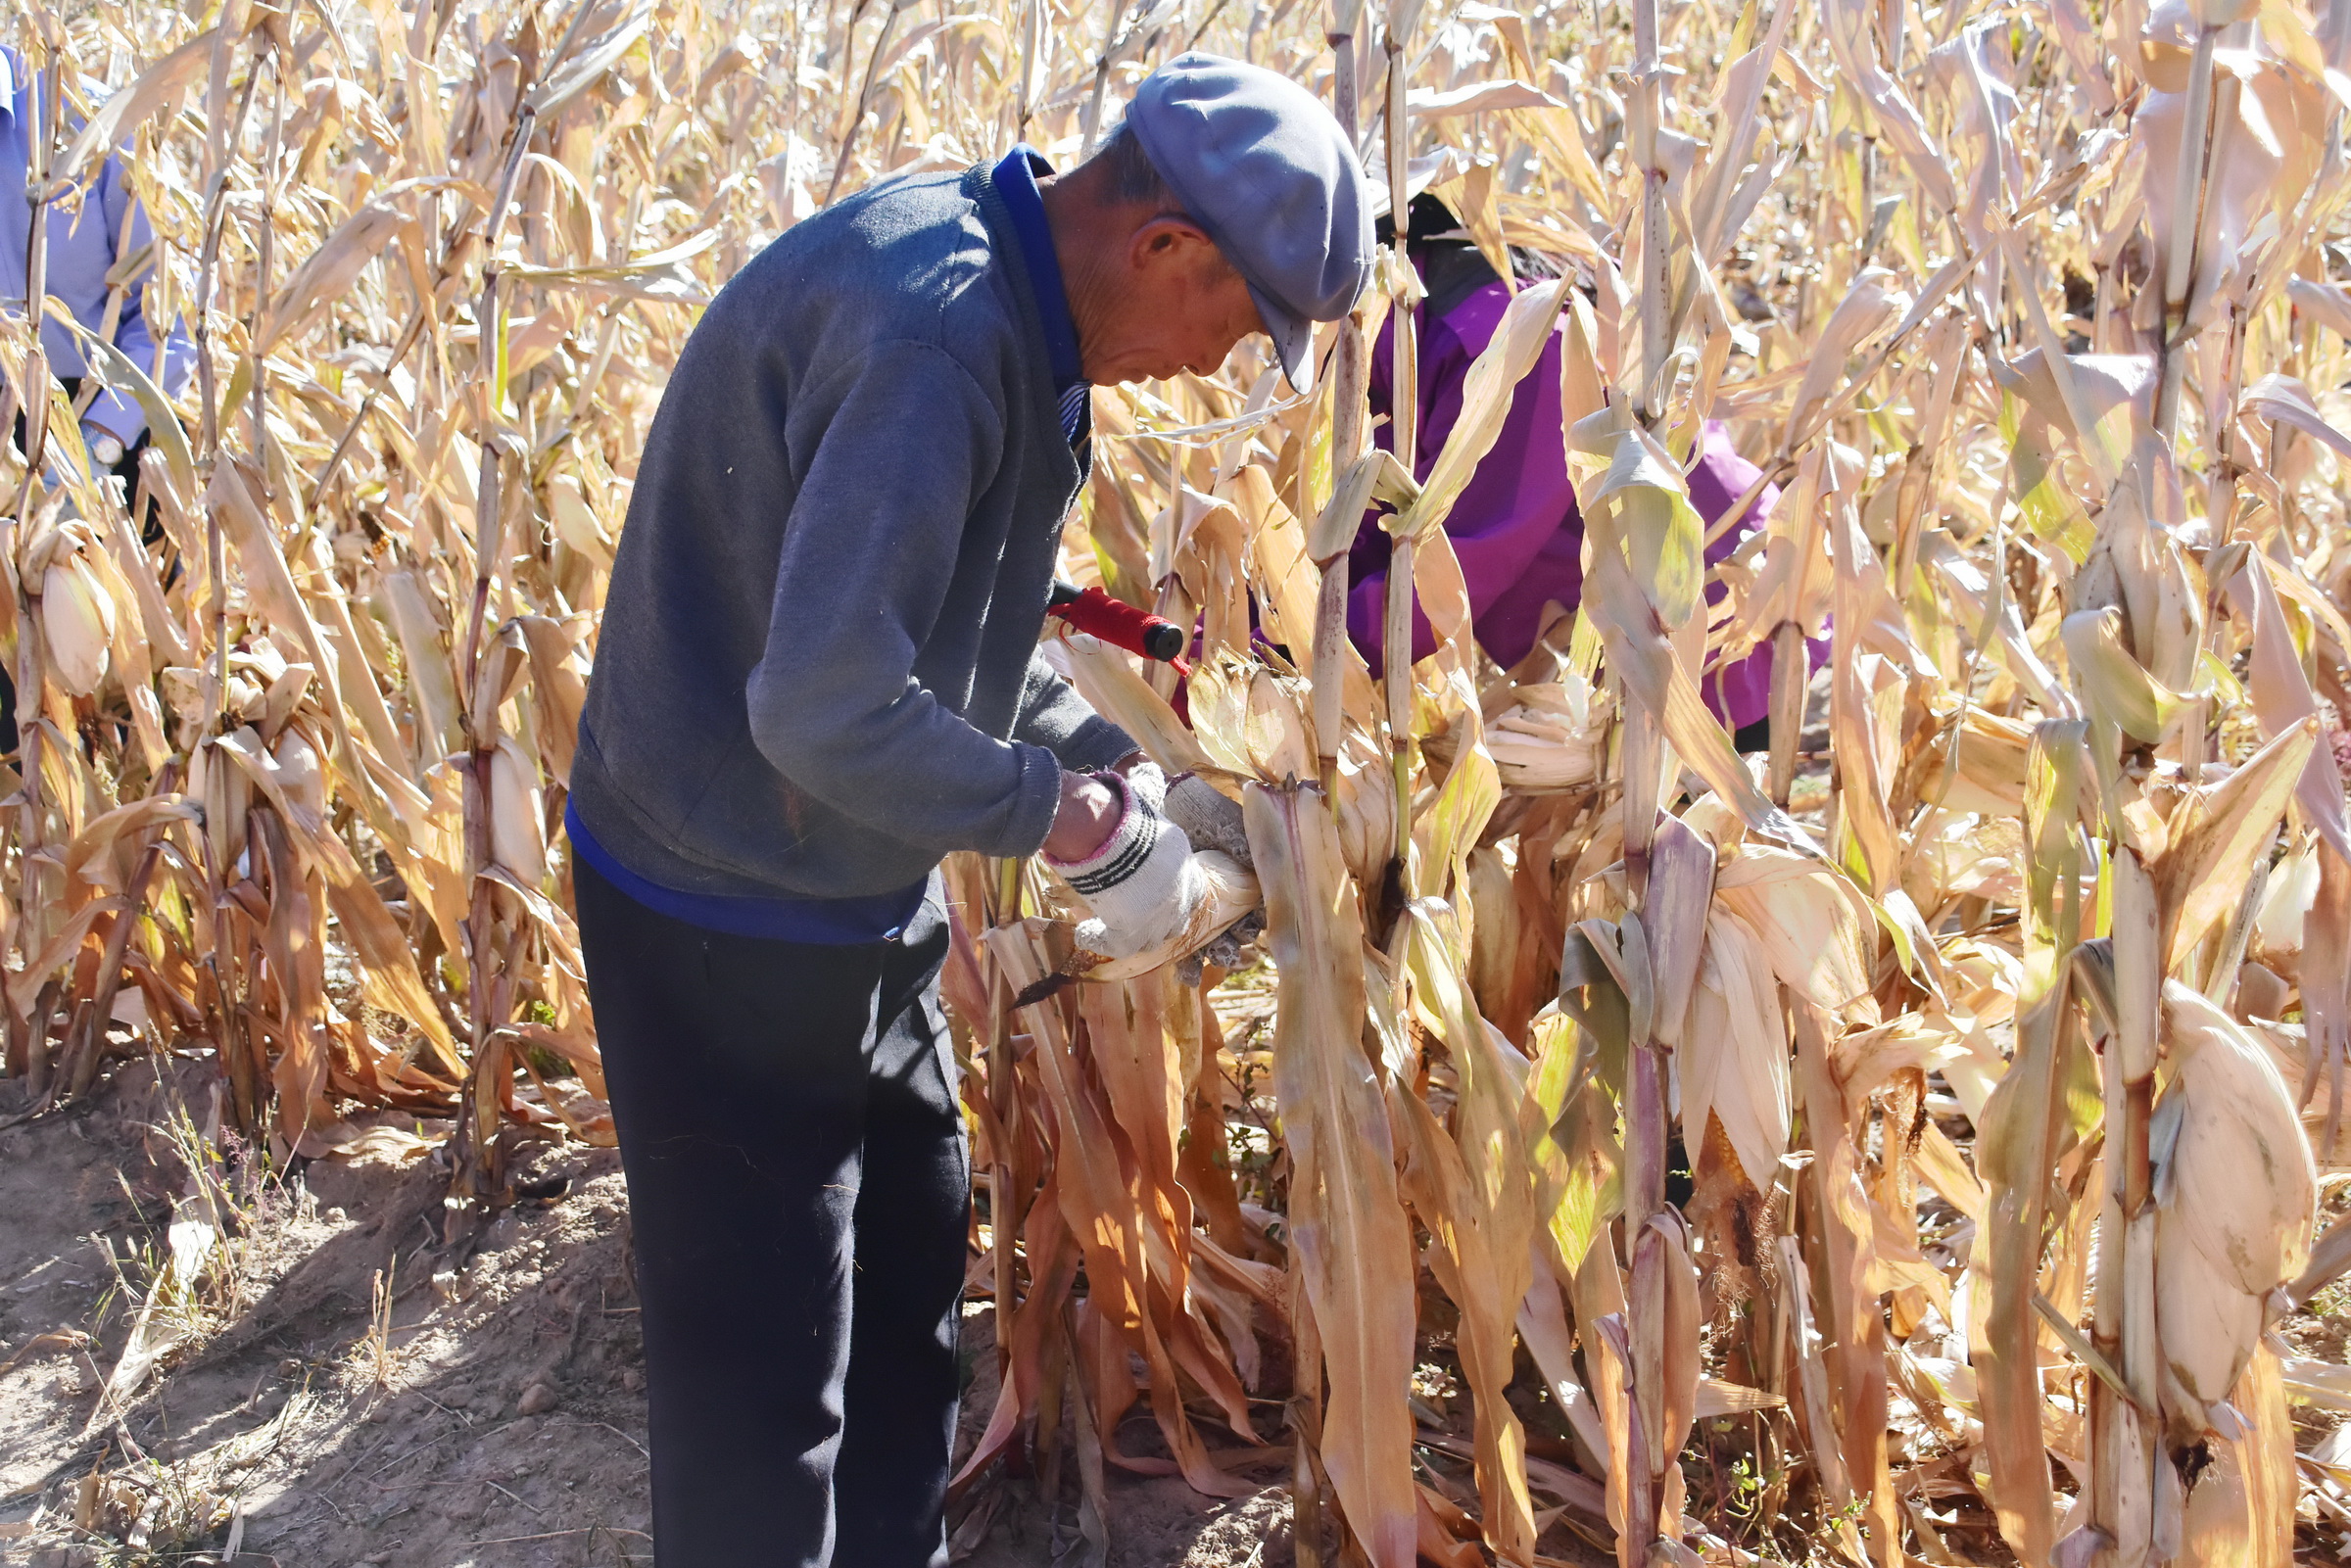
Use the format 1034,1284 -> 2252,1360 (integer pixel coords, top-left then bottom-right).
0,1061 -> 1291,1568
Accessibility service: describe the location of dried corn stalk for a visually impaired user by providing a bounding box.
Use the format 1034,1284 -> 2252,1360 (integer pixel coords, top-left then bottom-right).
10,0 -> 2351,1561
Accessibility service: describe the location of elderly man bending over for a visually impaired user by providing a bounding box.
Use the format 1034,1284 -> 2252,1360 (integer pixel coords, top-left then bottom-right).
567,55 -> 1369,1568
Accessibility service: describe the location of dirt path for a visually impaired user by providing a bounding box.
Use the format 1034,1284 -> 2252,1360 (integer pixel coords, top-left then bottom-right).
0,1063 -> 1292,1567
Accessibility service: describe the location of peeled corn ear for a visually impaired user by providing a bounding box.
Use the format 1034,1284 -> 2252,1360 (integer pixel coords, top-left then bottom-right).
2153,979 -> 2316,1442
272,727 -> 330,822
547,474 -> 610,562
489,736 -> 548,884
42,549 -> 116,697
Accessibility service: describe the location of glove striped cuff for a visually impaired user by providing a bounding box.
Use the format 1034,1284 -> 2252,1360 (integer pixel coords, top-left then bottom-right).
1044,773 -> 1167,897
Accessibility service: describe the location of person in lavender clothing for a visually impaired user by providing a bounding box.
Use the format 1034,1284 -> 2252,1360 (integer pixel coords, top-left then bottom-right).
2,45 -> 198,757
1345,194 -> 1786,746
2,45 -> 195,490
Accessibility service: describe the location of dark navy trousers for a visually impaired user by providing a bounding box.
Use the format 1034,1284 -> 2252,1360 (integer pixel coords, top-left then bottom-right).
575,859 -> 968,1568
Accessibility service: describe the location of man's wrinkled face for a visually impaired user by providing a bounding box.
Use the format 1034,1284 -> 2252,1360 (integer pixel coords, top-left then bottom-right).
1080,217 -> 1267,386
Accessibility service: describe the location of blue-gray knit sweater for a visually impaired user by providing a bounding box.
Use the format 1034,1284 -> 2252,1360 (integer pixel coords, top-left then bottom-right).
570,161 -> 1135,902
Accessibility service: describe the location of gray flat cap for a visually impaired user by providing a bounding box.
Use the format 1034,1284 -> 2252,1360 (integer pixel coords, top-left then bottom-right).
1127,53 -> 1372,393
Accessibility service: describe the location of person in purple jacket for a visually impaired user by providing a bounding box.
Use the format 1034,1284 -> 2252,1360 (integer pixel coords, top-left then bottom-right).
1345,195 -> 1783,745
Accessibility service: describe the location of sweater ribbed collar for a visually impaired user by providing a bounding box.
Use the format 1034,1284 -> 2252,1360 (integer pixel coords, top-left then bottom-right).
991,146 -> 1089,445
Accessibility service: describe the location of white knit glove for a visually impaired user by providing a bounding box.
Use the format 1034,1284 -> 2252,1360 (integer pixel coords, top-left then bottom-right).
1044,770 -> 1209,962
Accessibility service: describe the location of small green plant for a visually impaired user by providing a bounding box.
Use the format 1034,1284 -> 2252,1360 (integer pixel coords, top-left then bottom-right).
1724,1452 -> 1763,1523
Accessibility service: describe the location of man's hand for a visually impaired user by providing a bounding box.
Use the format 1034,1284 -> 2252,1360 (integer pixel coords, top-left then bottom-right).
1042,770 -> 1208,961
1044,770 -> 1123,861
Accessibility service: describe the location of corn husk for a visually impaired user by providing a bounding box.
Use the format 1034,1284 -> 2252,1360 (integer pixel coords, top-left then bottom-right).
9,0 -> 2351,1559
40,546 -> 115,697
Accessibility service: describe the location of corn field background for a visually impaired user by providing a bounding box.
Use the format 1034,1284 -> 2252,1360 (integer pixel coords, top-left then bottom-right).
15,0 -> 2351,1560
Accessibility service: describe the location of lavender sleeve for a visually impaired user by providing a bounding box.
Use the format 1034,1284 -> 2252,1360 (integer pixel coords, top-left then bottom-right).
1688,432 -> 1785,731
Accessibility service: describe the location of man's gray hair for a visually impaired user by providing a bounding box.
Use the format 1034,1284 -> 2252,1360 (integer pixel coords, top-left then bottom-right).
1088,120 -> 1176,210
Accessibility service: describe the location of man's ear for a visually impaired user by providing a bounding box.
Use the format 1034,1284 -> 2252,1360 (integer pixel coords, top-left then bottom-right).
1128,215 -> 1215,273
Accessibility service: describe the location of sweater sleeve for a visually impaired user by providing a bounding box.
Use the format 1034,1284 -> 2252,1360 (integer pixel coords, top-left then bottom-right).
744,339 -> 1065,861
1012,649 -> 1136,771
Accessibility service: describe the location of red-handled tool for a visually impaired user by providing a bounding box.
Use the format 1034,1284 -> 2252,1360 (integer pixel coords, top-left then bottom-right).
1045,580 -> 1190,673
